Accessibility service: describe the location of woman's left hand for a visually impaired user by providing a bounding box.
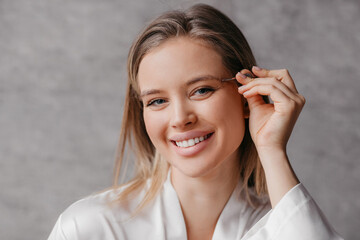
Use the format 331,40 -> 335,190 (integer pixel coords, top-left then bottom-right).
236,66 -> 306,154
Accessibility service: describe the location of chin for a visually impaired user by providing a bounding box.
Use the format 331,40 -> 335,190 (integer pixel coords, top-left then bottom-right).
169,155 -> 225,179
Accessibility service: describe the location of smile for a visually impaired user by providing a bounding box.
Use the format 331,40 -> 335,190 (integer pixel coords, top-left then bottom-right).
173,133 -> 213,148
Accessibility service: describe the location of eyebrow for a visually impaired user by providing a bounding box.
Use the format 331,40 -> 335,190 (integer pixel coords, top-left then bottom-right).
139,75 -> 220,98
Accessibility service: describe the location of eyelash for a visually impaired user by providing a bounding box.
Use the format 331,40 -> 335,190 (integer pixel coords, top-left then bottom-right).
193,87 -> 215,96
147,99 -> 166,107
146,87 -> 216,107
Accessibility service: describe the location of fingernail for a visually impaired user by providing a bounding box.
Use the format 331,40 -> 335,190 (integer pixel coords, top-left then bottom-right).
238,85 -> 246,91
237,72 -> 247,79
244,73 -> 253,78
253,66 -> 261,71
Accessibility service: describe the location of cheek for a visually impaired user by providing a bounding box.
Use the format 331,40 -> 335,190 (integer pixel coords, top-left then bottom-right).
204,90 -> 246,140
205,90 -> 245,122
143,110 -> 168,145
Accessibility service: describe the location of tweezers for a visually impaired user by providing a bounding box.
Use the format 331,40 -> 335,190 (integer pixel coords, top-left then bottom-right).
221,77 -> 237,82
221,73 -> 254,86
221,77 -> 242,86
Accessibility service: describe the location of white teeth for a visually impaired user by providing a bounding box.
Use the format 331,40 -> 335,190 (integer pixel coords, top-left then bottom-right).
175,134 -> 211,148
188,139 -> 195,147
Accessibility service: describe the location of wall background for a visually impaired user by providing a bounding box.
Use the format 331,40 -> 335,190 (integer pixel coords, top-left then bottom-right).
1,0 -> 359,239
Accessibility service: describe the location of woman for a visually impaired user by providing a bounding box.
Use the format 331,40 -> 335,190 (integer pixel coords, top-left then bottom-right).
49,4 -> 342,240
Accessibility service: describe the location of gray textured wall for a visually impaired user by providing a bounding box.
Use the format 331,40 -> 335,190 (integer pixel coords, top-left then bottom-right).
1,0 -> 359,239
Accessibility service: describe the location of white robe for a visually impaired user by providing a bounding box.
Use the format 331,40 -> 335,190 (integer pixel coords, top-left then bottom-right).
48,172 -> 343,240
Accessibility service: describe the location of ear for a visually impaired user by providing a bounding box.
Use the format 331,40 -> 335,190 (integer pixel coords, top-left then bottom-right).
243,98 -> 250,119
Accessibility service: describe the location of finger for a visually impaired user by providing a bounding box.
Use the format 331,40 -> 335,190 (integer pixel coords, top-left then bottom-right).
239,69 -> 255,78
244,93 -> 266,110
238,77 -> 299,102
235,71 -> 254,86
238,69 -> 271,106
236,70 -> 267,107
242,84 -> 292,107
252,66 -> 298,93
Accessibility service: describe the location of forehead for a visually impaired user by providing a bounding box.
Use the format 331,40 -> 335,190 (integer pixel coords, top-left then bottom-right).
137,37 -> 228,91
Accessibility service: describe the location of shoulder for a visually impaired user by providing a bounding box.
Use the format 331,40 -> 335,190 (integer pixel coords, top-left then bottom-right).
239,185 -> 272,224
57,189 -> 120,239
52,185 -> 148,239
61,188 -> 120,220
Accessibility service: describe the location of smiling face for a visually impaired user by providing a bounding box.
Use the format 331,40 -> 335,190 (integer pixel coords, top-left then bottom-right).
138,37 -> 247,178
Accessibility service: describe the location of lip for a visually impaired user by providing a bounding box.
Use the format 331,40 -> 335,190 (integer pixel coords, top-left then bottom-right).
169,131 -> 215,157
169,130 -> 214,142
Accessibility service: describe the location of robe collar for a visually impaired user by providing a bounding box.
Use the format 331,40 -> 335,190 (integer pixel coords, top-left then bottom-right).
162,170 -> 247,240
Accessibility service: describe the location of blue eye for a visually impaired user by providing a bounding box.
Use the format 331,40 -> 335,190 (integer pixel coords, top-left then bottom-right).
194,87 -> 215,95
147,99 -> 166,107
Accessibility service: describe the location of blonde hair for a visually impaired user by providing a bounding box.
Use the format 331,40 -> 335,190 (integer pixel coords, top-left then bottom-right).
112,3 -> 267,213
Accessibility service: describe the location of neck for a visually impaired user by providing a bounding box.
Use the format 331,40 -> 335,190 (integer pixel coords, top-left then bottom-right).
171,164 -> 239,201
170,151 -> 240,240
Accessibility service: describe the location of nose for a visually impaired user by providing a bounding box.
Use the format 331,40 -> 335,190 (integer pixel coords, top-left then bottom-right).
170,99 -> 197,129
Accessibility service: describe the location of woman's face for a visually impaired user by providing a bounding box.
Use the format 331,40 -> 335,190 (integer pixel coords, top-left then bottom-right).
138,37 -> 247,178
